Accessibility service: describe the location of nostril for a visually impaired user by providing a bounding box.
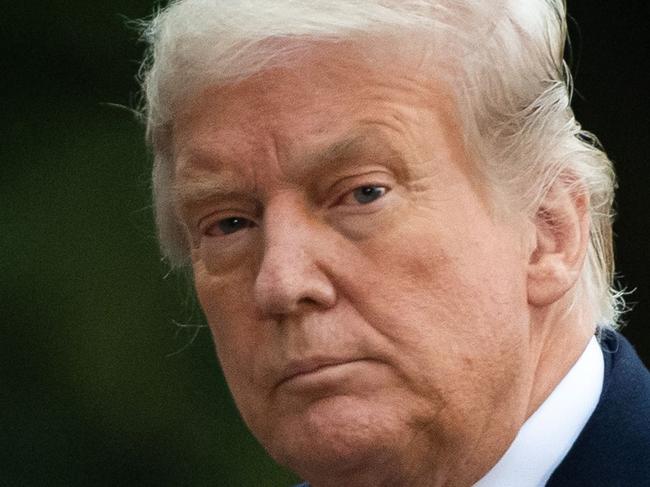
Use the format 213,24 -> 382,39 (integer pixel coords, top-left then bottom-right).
297,296 -> 322,309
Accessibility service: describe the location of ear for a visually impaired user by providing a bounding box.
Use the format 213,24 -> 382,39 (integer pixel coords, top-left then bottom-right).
527,176 -> 590,307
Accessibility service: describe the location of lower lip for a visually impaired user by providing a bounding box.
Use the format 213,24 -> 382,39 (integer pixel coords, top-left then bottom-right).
281,360 -> 370,390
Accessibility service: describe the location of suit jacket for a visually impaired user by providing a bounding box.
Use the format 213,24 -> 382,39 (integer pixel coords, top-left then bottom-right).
546,330 -> 650,486
295,331 -> 650,487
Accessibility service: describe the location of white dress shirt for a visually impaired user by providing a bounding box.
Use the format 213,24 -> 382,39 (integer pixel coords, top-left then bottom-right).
473,337 -> 604,487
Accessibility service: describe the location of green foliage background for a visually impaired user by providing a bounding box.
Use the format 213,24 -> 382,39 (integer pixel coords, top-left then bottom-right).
1,1 -> 647,486
1,1 -> 297,485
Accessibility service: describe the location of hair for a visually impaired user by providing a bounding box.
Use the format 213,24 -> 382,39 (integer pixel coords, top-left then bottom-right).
138,0 -> 623,327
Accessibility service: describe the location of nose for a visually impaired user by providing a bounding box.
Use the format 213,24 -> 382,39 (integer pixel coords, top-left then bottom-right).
254,199 -> 337,318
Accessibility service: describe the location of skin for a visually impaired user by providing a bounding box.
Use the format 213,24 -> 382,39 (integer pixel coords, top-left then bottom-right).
171,46 -> 595,486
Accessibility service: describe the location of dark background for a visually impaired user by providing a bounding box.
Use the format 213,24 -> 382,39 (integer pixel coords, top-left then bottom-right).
1,1 -> 648,485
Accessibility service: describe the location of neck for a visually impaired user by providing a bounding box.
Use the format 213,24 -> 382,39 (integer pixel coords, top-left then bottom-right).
443,297 -> 597,486
524,298 -> 596,419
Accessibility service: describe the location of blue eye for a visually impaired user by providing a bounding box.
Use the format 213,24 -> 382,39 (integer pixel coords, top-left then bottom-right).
352,186 -> 387,204
206,217 -> 254,236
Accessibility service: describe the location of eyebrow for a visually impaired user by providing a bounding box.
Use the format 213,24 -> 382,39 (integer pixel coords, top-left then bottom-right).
304,135 -> 366,171
172,129 -> 409,213
296,131 -> 410,184
172,168 -> 251,217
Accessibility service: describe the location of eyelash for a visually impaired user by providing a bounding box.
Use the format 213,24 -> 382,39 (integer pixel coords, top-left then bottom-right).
340,185 -> 388,206
200,184 -> 390,238
203,216 -> 257,237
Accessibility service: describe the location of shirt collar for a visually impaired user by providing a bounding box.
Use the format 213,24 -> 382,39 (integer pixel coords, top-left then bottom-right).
473,336 -> 604,487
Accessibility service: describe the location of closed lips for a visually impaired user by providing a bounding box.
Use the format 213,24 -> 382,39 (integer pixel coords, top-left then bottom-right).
279,358 -> 368,385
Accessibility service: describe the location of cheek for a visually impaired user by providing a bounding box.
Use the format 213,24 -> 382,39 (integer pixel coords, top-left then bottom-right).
333,216 -> 529,385
193,261 -> 265,378
194,265 -> 282,432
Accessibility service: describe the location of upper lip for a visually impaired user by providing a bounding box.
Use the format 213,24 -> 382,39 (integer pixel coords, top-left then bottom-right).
278,357 -> 364,385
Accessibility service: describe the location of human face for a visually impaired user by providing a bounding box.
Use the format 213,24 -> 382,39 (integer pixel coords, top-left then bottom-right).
173,48 -> 534,485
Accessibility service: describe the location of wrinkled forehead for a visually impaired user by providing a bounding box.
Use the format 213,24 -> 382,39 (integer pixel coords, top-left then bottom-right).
170,44 -> 469,191
171,36 -> 461,119
172,42 -> 461,152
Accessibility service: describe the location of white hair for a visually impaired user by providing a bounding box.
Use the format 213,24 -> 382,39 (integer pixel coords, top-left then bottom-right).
139,0 -> 622,327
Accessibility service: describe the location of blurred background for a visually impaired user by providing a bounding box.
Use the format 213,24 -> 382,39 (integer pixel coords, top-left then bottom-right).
1,1 -> 648,485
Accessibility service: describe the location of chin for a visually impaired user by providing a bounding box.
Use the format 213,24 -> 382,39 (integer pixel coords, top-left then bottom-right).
262,394 -> 406,478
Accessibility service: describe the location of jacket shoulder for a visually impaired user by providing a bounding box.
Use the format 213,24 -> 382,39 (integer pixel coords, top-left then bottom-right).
547,331 -> 650,486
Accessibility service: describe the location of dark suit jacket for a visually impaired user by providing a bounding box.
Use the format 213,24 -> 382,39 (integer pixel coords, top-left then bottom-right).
546,330 -> 650,486
295,331 -> 650,487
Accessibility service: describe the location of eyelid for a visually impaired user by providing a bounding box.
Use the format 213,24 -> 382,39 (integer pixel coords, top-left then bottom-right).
197,210 -> 257,237
326,170 -> 394,207
187,194 -> 261,229
339,185 -> 388,205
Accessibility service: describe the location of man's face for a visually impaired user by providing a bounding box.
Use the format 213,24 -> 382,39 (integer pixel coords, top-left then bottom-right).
173,48 -> 534,483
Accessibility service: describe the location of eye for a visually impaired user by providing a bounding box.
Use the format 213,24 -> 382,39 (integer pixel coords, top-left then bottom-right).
204,217 -> 256,237
349,185 -> 388,205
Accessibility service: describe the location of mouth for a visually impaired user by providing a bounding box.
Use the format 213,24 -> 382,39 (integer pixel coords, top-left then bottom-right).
278,357 -> 369,388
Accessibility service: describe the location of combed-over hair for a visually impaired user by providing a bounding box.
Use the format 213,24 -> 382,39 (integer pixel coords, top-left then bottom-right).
139,0 -> 622,326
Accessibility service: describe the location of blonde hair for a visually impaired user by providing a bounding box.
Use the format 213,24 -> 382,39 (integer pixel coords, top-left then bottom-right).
139,0 -> 622,326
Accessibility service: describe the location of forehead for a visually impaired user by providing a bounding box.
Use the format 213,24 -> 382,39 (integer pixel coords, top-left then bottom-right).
171,45 -> 467,187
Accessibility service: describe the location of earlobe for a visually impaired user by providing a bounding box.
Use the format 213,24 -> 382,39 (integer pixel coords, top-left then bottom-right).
527,178 -> 590,307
